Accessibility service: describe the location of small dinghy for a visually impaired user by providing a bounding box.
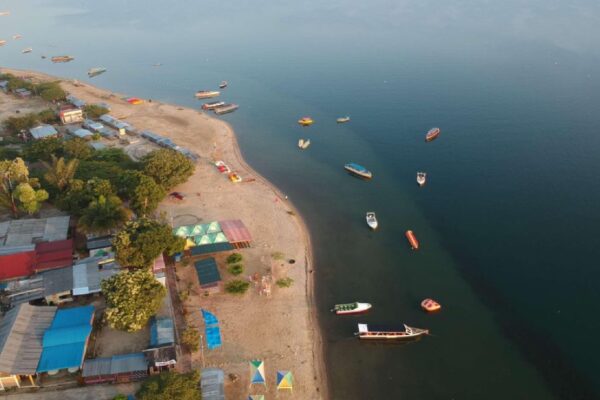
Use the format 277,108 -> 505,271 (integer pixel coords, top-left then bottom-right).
421,298 -> 441,313
219,81 -> 228,89
336,116 -> 350,123
344,163 -> 372,179
22,47 -> 32,54
417,172 -> 426,187
298,116 -> 314,126
366,212 -> 378,230
405,230 -> 419,250
425,127 -> 441,142
331,302 -> 372,315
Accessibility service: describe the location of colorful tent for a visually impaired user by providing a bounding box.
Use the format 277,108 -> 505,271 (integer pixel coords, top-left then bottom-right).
277,371 -> 293,391
174,226 -> 191,237
206,222 -> 221,233
190,224 -> 206,236
249,360 -> 265,386
248,396 -> 265,400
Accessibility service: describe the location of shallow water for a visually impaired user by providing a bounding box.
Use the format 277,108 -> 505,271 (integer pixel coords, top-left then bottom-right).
2,1 -> 600,398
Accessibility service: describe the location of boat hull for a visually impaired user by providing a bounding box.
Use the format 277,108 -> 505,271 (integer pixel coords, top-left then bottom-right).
214,104 -> 239,115
406,230 -> 419,250
195,91 -> 220,99
357,332 -> 428,341
345,166 -> 372,179
336,308 -> 371,315
425,128 -> 440,142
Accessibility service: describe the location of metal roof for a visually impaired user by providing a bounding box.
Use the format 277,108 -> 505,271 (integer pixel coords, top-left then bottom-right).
0,216 -> 70,248
72,258 -> 119,296
29,125 -> 58,140
150,317 -> 174,347
0,304 -> 57,375
194,258 -> 221,286
82,353 -> 147,377
66,95 -> 86,108
201,368 -> 225,400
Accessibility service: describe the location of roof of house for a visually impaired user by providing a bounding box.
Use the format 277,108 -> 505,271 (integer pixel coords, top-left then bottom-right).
0,251 -> 36,281
201,368 -> 225,400
0,304 -> 57,375
37,305 -> 94,373
66,95 -> 86,108
29,125 -> 58,139
194,258 -> 221,286
72,258 -> 120,296
0,216 -> 70,248
71,128 -> 93,139
143,346 -> 177,366
82,353 -> 147,377
86,235 -> 113,250
220,220 -> 252,243
150,317 -> 175,347
34,239 -> 74,272
89,141 -> 106,151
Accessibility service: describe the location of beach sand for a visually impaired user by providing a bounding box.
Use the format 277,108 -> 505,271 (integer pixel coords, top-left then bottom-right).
0,68 -> 327,399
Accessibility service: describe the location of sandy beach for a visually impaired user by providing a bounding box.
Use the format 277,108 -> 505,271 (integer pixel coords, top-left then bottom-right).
1,68 -> 328,399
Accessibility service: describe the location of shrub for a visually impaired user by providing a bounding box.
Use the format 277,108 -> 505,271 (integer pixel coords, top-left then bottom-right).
271,251 -> 285,260
226,253 -> 243,264
136,371 -> 200,400
83,104 -> 109,119
181,327 -> 200,352
276,277 -> 294,288
227,264 -> 244,276
3,113 -> 39,135
142,149 -> 195,190
225,280 -> 250,294
37,109 -> 59,124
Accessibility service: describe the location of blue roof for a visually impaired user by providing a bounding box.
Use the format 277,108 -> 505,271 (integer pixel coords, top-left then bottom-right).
150,317 -> 175,347
202,309 -> 219,325
345,163 -> 368,172
205,326 -> 222,350
194,258 -> 221,285
37,305 -> 94,373
190,242 -> 233,256
30,125 -> 58,140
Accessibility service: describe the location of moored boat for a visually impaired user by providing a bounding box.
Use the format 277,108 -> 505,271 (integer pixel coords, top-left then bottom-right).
331,302 -> 372,315
355,323 -> 429,341
421,298 -> 441,313
88,67 -> 107,78
301,139 -> 311,149
366,212 -> 378,230
344,163 -> 372,179
22,47 -> 32,54
213,103 -> 239,115
298,139 -> 305,148
219,81 -> 228,89
417,172 -> 426,187
425,127 -> 440,142
405,230 -> 419,250
228,172 -> 242,183
202,101 -> 225,110
0,11 -> 10,16
298,117 -> 314,126
195,90 -> 220,99
51,55 -> 74,63
0,40 -> 6,47
336,116 -> 350,123
12,34 -> 22,40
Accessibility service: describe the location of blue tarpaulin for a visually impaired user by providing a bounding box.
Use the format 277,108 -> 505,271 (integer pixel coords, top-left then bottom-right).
202,309 -> 219,325
202,309 -> 222,350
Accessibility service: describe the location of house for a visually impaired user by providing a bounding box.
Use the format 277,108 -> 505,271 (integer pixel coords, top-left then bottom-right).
66,127 -> 93,139
83,119 -> 104,132
0,81 -> 8,93
193,258 -> 222,293
36,305 -> 95,374
0,304 -> 57,390
29,125 -> 58,140
65,95 -> 86,109
59,108 -> 84,125
201,368 -> 225,400
0,216 -> 70,248
89,141 -> 106,151
0,239 -> 74,282
82,353 -> 148,385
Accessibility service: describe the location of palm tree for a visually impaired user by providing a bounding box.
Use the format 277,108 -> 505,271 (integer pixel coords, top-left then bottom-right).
78,195 -> 130,234
43,155 -> 79,192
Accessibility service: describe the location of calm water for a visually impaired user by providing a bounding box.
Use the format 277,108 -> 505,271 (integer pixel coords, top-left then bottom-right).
3,1 -> 600,398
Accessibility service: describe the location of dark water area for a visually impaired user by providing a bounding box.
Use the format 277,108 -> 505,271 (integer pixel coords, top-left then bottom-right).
2,1 -> 600,398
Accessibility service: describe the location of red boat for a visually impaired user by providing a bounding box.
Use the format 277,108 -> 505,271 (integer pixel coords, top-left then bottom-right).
405,230 -> 419,250
421,298 -> 441,313
425,127 -> 440,142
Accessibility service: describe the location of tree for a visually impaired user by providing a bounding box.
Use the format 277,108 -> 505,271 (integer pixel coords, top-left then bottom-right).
117,171 -> 165,216
55,178 -> 114,217
83,104 -> 109,119
225,279 -> 250,294
22,137 -> 63,161
43,155 -> 79,191
136,371 -> 201,400
101,269 -> 166,332
3,113 -> 38,135
63,138 -> 93,160
37,82 -> 66,102
78,194 -> 130,234
75,160 -> 123,185
37,109 -> 59,124
113,218 -> 185,268
0,158 -> 48,217
142,149 -> 195,190
181,327 -> 200,352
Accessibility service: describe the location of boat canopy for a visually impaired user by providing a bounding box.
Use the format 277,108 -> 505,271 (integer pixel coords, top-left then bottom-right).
346,163 -> 368,172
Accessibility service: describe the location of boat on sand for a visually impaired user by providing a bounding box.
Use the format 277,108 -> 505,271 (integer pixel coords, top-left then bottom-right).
331,302 -> 372,315
344,163 -> 372,179
417,172 -> 426,186
355,324 -> 429,341
366,212 -> 378,230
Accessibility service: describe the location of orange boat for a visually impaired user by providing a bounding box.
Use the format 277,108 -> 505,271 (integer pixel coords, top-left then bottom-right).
421,298 -> 441,313
405,230 -> 419,250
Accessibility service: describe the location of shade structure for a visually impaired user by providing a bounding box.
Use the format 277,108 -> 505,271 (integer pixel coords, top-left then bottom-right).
202,309 -> 219,325
248,396 -> 265,400
277,371 -> 293,391
220,219 -> 252,244
174,226 -> 191,237
202,309 -> 222,350
249,360 -> 265,386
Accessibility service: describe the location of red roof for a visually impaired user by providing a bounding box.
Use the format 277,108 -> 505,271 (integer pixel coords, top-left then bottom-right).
0,251 -> 36,281
220,220 -> 252,243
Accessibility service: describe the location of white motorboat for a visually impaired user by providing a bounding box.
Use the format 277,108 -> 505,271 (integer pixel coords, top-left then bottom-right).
417,172 -> 426,187
366,212 -> 378,230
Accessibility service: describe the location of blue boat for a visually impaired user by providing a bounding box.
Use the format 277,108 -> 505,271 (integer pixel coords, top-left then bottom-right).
344,163 -> 372,179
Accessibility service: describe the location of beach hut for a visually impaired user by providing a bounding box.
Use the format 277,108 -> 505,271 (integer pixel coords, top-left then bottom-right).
220,220 -> 253,249
276,371 -> 293,392
29,125 -> 58,140
249,360 -> 266,386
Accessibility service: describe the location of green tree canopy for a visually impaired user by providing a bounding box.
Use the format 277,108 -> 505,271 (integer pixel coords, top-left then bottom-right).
3,113 -> 39,135
113,217 -> 185,268
0,158 -> 48,217
78,194 -> 130,234
43,155 -> 79,192
136,371 -> 201,400
55,178 -> 114,217
142,149 -> 195,190
117,171 -> 166,216
101,269 -> 166,332
38,82 -> 66,102
37,109 -> 59,124
22,137 -> 63,162
63,138 -> 94,160
83,104 -> 109,119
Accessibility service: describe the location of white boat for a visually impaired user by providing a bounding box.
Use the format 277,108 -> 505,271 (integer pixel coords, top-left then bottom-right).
219,81 -> 228,89
22,47 -> 32,54
195,90 -> 220,99
301,139 -> 311,149
417,172 -> 426,187
366,212 -> 378,230
88,67 -> 107,78
0,12 -> 10,17
12,34 -> 22,40
337,116 -> 350,123
298,139 -> 304,148
355,323 -> 429,341
331,302 -> 372,315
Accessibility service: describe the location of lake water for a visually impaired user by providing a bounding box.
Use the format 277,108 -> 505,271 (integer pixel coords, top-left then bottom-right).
2,1 -> 600,398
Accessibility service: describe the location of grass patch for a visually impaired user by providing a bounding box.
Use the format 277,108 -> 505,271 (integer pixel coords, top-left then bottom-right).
227,264 -> 244,276
276,277 -> 294,288
271,251 -> 285,260
226,253 -> 243,264
225,279 -> 250,294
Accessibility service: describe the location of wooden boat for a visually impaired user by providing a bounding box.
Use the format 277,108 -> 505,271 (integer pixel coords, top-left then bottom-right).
425,127 -> 440,142
405,230 -> 419,250
356,323 -> 429,341
215,160 -> 231,174
366,212 -> 378,230
88,67 -> 107,78
331,302 -> 372,315
22,48 -> 32,54
202,101 -> 225,110
195,90 -> 220,99
0,40 -> 6,47
12,34 -> 22,40
0,11 -> 10,16
51,55 -> 74,63
336,116 -> 350,123
417,172 -> 426,187
229,172 -> 242,183
344,163 -> 372,179
298,117 -> 314,126
213,104 -> 239,115
219,81 -> 228,89
421,298 -> 441,313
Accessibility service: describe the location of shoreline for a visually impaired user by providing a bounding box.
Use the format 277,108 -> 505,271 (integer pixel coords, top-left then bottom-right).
1,67 -> 328,399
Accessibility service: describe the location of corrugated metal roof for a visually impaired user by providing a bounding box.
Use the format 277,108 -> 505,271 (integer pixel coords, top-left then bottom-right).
201,368 -> 225,400
109,353 -> 147,374
220,220 -> 252,243
194,258 -> 221,286
82,356 -> 111,377
0,216 -> 70,248
0,304 -> 57,375
29,125 -> 58,140
150,317 -> 174,347
0,251 -> 36,281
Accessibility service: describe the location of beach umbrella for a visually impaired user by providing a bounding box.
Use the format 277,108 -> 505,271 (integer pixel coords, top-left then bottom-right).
276,371 -> 293,391
249,360 -> 266,386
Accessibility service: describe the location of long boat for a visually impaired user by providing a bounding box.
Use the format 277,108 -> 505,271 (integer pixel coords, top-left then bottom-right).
22,48 -> 32,54
0,12 -> 10,16
331,302 -> 372,315
213,104 -> 239,115
405,230 -> 419,250
0,40 -> 6,47
344,163 -> 372,179
355,324 -> 429,341
337,116 -> 350,123
88,67 -> 107,78
51,55 -> 74,63
202,101 -> 225,110
425,127 -> 440,142
195,90 -> 220,99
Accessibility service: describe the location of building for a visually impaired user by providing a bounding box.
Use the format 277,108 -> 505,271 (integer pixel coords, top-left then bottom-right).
0,239 -> 74,282
0,81 -> 8,93
65,95 -> 86,108
29,125 -> 58,140
66,127 -> 93,139
0,216 -> 70,248
0,304 -> 57,391
193,258 -> 222,293
201,368 -> 225,400
82,353 -> 148,385
83,119 -> 104,132
59,108 -> 84,125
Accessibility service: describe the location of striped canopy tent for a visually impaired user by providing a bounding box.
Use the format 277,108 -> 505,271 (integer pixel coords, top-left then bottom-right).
190,224 -> 206,236
248,396 -> 265,400
249,360 -> 266,386
277,371 -> 293,391
220,220 -> 252,249
174,226 -> 192,237
206,221 -> 221,234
